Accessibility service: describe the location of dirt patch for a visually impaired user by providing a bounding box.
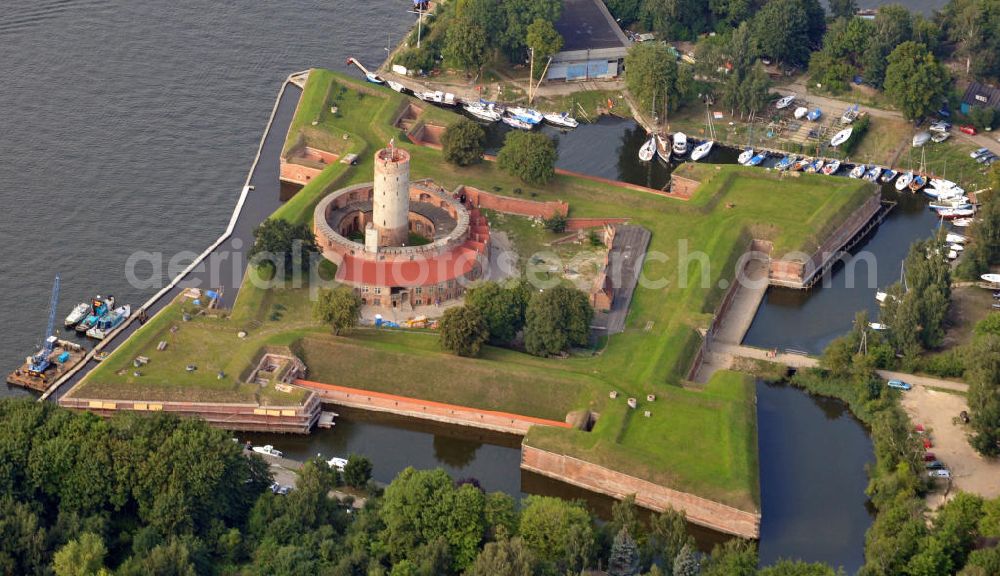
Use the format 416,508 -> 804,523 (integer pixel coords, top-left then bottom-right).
942,286 -> 995,349
901,385 -> 1000,509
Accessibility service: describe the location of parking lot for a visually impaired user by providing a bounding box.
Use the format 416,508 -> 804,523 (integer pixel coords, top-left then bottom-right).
900,385 -> 1000,508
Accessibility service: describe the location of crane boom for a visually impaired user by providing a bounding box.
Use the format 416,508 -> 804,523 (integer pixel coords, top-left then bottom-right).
28,274 -> 60,374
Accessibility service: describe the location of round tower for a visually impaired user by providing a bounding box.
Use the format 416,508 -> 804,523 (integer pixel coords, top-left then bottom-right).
372,143 -> 410,247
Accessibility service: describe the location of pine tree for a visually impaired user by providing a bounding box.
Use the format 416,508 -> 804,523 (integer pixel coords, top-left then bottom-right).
608,527 -> 641,576
672,544 -> 701,576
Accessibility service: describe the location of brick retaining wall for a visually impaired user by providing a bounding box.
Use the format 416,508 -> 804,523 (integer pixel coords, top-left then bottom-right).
565,217 -> 629,230
295,379 -> 572,435
521,445 -> 761,538
460,185 -> 569,219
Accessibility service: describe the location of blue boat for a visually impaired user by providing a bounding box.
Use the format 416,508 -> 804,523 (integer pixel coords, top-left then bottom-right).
75,296 -> 113,333
775,155 -> 796,171
909,174 -> 927,192
865,166 -> 882,182
86,304 -> 131,340
747,151 -> 767,166
807,108 -> 822,121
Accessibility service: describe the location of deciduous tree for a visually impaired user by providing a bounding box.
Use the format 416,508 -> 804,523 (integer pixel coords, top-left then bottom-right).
313,286 -> 362,336
444,17 -> 488,73
442,118 -> 486,166
439,305 -> 490,357
249,219 -> 319,277
496,131 -> 557,185
884,41 -> 950,121
523,285 -> 593,356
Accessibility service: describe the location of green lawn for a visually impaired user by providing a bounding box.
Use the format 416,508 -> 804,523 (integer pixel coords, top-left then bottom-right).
73,69 -> 877,513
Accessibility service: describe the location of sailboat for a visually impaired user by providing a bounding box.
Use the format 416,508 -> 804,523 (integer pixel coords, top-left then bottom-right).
821,159 -> 841,175
655,133 -> 671,163
794,106 -> 809,120
638,135 -> 656,162
830,127 -> 853,147
776,154 -> 797,171
895,171 -> 913,190
849,164 -> 867,179
775,94 -> 796,109
691,140 -> 714,162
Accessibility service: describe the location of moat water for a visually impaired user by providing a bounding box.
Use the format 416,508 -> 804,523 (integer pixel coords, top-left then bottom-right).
3,0 -> 944,570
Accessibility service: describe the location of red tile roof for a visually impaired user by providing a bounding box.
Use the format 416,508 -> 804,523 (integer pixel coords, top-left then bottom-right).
336,241 -> 486,287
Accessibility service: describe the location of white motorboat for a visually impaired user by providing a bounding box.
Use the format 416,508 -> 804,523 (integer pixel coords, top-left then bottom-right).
830,127 -> 853,147
655,134 -> 671,163
938,207 -> 976,219
506,106 -> 543,125
252,445 -> 283,458
953,218 -> 975,227
950,243 -> 964,252
946,232 -> 966,244
931,131 -> 950,143
327,457 -> 348,471
64,303 -> 91,327
841,104 -> 859,124
543,112 -> 578,129
672,132 -> 688,156
982,273 -> 1000,284
463,100 -> 502,122
501,115 -> 534,130
738,148 -> 754,165
691,140 -> 714,161
875,291 -> 889,304
386,80 -> 406,93
794,106 -> 808,120
849,164 -> 867,179
821,159 -> 842,175
948,249 -> 959,260
880,169 -> 898,184
912,131 -> 931,147
895,172 -> 913,190
868,322 -> 888,330
638,135 -> 656,162
775,94 -> 796,109
419,91 -> 457,106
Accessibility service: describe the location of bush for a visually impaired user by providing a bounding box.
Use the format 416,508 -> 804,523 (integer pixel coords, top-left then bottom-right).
967,106 -> 997,131
496,131 -> 557,185
441,118 -> 485,166
543,214 -> 567,233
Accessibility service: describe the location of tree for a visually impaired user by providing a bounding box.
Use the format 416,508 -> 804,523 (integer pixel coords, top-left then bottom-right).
465,281 -> 531,344
625,42 -> 684,119
497,0 -> 561,60
701,538 -> 757,576
829,0 -> 857,19
496,131 -> 557,185
542,214 -> 567,233
464,536 -> 536,576
518,496 -> 595,575
751,0 -> 814,66
444,17 -> 488,73
884,41 -> 950,121
439,305 -> 490,357
342,455 -> 373,489
862,4 -> 914,88
523,285 -> 593,356
650,507 -> 693,571
53,532 -> 107,576
966,335 -> 1000,456
672,543 -> 700,576
313,286 -> 362,336
526,19 -> 563,78
757,560 -> 839,575
607,527 -> 640,576
442,118 -> 486,166
249,219 -> 319,277
379,468 -> 487,572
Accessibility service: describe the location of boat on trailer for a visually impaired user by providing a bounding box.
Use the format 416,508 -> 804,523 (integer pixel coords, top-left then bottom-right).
776,94 -> 796,109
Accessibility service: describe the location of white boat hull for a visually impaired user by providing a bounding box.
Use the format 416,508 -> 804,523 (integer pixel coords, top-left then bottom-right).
691,141 -> 714,161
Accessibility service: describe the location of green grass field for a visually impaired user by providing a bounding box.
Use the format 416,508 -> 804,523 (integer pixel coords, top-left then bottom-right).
73,69 -> 878,512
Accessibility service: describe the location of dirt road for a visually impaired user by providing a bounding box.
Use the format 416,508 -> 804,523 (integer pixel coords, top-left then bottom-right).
900,385 -> 1000,507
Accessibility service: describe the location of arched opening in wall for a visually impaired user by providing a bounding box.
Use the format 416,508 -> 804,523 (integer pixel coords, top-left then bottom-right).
566,410 -> 599,431
280,181 -> 303,201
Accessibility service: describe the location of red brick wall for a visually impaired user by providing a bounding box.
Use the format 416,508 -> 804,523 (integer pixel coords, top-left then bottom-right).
669,175 -> 700,199
280,160 -> 323,185
460,186 -> 569,219
521,445 -> 760,538
565,217 -> 629,231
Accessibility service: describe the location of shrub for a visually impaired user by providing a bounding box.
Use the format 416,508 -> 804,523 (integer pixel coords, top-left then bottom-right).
441,118 -> 485,166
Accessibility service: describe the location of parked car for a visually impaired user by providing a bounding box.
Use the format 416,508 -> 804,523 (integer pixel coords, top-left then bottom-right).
928,469 -> 951,478
960,125 -> 978,135
929,121 -> 951,133
925,460 -> 946,470
888,379 -> 912,391
923,452 -> 937,461
971,147 -> 990,158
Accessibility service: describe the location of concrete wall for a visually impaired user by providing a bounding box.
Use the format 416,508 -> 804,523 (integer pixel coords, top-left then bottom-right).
521,445 -> 761,538
295,379 -> 572,435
